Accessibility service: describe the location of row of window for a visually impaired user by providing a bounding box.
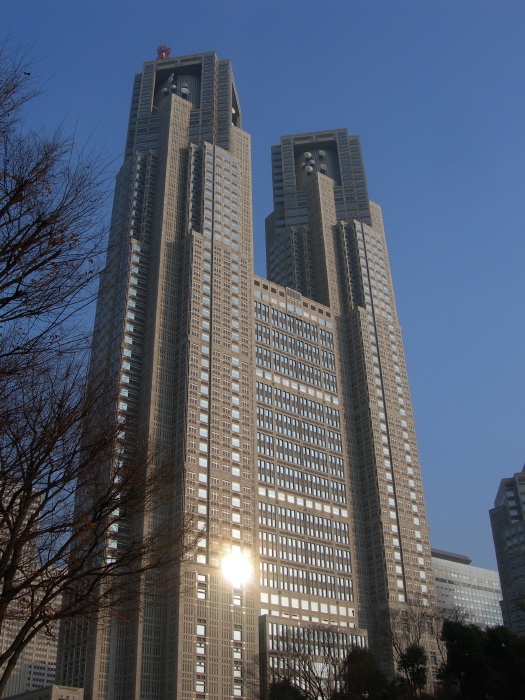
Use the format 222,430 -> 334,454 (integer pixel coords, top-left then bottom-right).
256,348 -> 338,392
258,502 -> 349,543
260,565 -> 354,599
254,324 -> 337,370
254,304 -> 334,348
258,459 -> 346,502
267,620 -> 363,648
256,384 -> 341,427
256,408 -> 342,450
258,433 -> 342,471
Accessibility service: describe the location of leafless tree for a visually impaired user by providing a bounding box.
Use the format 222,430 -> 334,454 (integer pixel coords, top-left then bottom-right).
0,38 -> 40,136
375,600 -> 444,668
439,605 -> 473,628
374,599 -> 446,698
0,358 -> 199,693
0,33 -> 116,381
0,39 -> 198,694
264,624 -> 350,700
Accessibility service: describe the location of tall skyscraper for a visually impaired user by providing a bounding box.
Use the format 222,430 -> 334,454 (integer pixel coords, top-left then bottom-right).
58,50 -> 437,700
58,49 -> 258,700
264,131 -> 436,669
490,466 -> 525,635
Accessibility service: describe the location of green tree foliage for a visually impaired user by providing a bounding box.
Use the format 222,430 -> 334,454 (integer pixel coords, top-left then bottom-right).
438,620 -> 525,700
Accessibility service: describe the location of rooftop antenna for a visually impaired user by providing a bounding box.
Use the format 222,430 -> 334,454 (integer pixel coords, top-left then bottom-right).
156,45 -> 171,60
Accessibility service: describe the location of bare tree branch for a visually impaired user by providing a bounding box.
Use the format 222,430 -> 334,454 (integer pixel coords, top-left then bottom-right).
0,352 -> 199,693
265,624 -> 351,700
0,38 -> 40,136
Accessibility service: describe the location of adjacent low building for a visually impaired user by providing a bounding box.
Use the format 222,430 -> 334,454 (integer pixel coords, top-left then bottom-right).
489,465 -> 525,635
431,548 -> 502,628
1,685 -> 83,700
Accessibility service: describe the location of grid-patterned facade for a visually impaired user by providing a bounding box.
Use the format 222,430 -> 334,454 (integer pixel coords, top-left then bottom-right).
254,284 -> 357,613
431,549 -> 503,628
253,279 -> 368,680
57,54 -> 437,699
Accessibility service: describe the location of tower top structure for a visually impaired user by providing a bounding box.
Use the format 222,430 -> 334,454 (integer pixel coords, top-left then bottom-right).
156,44 -> 171,60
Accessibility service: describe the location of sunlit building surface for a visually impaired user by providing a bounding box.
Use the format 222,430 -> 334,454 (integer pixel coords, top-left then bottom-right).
431,548 -> 502,627
490,465 -> 525,635
0,622 -> 57,697
57,50 -> 436,699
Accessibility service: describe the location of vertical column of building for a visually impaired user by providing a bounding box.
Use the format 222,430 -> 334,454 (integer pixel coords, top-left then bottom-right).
117,62 -> 196,700
265,131 -> 370,298
344,205 -> 437,669
172,128 -> 257,700
339,209 -> 435,668
129,55 -> 257,700
57,60 -> 164,700
265,145 -> 315,298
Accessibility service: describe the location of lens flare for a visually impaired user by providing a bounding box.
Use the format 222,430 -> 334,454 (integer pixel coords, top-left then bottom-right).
222,551 -> 252,586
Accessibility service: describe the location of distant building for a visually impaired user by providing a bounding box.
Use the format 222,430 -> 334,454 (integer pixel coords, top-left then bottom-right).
489,465 -> 525,635
0,619 -> 57,697
1,685 -> 83,700
431,548 -> 502,627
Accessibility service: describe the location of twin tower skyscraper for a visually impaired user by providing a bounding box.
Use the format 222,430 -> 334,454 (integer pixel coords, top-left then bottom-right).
58,50 -> 437,700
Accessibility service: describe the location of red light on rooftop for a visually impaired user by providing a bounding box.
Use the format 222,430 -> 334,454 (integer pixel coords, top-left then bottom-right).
157,45 -> 171,60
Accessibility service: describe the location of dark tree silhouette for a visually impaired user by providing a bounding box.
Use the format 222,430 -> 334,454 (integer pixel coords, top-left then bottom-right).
396,644 -> 428,698
268,678 -> 308,700
331,646 -> 389,700
438,620 -> 525,700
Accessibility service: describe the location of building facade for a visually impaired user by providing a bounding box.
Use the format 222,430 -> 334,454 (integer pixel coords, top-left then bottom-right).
58,50 -> 436,699
490,465 -> 525,635
431,548 -> 502,627
0,622 -> 57,697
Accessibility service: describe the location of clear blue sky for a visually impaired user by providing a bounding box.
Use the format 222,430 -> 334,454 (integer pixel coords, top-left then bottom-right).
5,0 -> 524,570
